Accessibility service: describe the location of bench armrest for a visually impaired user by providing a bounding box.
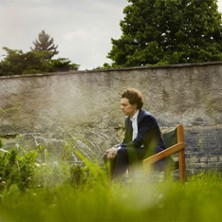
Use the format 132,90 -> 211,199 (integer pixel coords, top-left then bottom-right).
143,142 -> 185,167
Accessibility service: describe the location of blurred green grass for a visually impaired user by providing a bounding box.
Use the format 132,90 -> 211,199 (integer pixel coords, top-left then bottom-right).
0,142 -> 221,222
0,172 -> 222,222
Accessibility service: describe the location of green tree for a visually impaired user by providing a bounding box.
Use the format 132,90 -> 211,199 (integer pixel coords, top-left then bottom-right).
31,30 -> 59,58
0,47 -> 79,76
107,0 -> 222,67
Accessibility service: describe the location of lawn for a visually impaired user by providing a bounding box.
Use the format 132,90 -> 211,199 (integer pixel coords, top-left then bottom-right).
0,146 -> 221,222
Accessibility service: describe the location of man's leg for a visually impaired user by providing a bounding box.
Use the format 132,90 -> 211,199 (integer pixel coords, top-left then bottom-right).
103,153 -> 117,178
103,148 -> 130,179
104,147 -> 147,179
112,148 -> 129,178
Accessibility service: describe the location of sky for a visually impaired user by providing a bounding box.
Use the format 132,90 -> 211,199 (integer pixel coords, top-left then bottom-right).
0,0 -> 222,70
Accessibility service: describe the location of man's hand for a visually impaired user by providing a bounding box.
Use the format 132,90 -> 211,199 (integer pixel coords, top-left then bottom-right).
106,147 -> 118,159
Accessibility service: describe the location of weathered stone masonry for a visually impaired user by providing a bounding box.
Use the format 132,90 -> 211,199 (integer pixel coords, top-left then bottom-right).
0,62 -> 222,174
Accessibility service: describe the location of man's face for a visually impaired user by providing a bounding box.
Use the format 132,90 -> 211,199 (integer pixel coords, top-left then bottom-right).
120,98 -> 137,117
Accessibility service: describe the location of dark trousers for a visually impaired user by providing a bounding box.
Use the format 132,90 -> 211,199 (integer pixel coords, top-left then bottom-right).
103,147 -> 147,179
103,147 -> 175,179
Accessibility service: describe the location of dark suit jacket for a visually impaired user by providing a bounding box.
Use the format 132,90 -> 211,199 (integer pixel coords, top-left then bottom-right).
120,109 -> 165,158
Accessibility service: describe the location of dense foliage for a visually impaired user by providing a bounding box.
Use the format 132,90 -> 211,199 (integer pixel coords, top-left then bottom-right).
0,30 -> 79,75
0,47 -> 79,75
107,0 -> 222,67
0,142 -> 104,192
0,149 -> 37,191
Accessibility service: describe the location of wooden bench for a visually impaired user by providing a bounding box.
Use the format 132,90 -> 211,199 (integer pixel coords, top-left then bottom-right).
143,124 -> 186,182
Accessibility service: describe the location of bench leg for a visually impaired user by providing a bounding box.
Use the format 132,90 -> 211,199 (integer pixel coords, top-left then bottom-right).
179,149 -> 186,182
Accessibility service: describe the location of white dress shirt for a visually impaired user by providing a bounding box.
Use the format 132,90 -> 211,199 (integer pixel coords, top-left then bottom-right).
130,110 -> 139,140
114,110 -> 139,150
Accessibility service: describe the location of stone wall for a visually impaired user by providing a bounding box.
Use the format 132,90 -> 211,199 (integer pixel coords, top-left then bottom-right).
0,62 -> 222,173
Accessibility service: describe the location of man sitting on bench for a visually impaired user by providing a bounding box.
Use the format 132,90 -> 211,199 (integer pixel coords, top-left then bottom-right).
104,88 -> 166,179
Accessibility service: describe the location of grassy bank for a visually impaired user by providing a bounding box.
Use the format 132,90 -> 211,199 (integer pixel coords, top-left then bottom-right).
0,146 -> 221,221
1,172 -> 222,221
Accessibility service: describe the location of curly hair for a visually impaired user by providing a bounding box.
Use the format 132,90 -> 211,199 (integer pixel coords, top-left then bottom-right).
121,88 -> 144,109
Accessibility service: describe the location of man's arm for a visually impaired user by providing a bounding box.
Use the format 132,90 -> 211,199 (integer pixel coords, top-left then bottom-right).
120,115 -> 158,149
106,114 -> 158,158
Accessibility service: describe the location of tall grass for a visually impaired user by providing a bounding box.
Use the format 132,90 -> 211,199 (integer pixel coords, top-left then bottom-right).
0,144 -> 222,221
1,169 -> 222,221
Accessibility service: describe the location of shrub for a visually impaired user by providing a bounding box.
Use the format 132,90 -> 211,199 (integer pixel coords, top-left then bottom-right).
0,149 -> 38,191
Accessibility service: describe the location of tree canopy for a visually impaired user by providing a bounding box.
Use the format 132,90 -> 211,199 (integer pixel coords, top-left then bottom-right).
31,30 -> 59,58
0,30 -> 79,75
0,47 -> 79,76
107,0 -> 222,67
